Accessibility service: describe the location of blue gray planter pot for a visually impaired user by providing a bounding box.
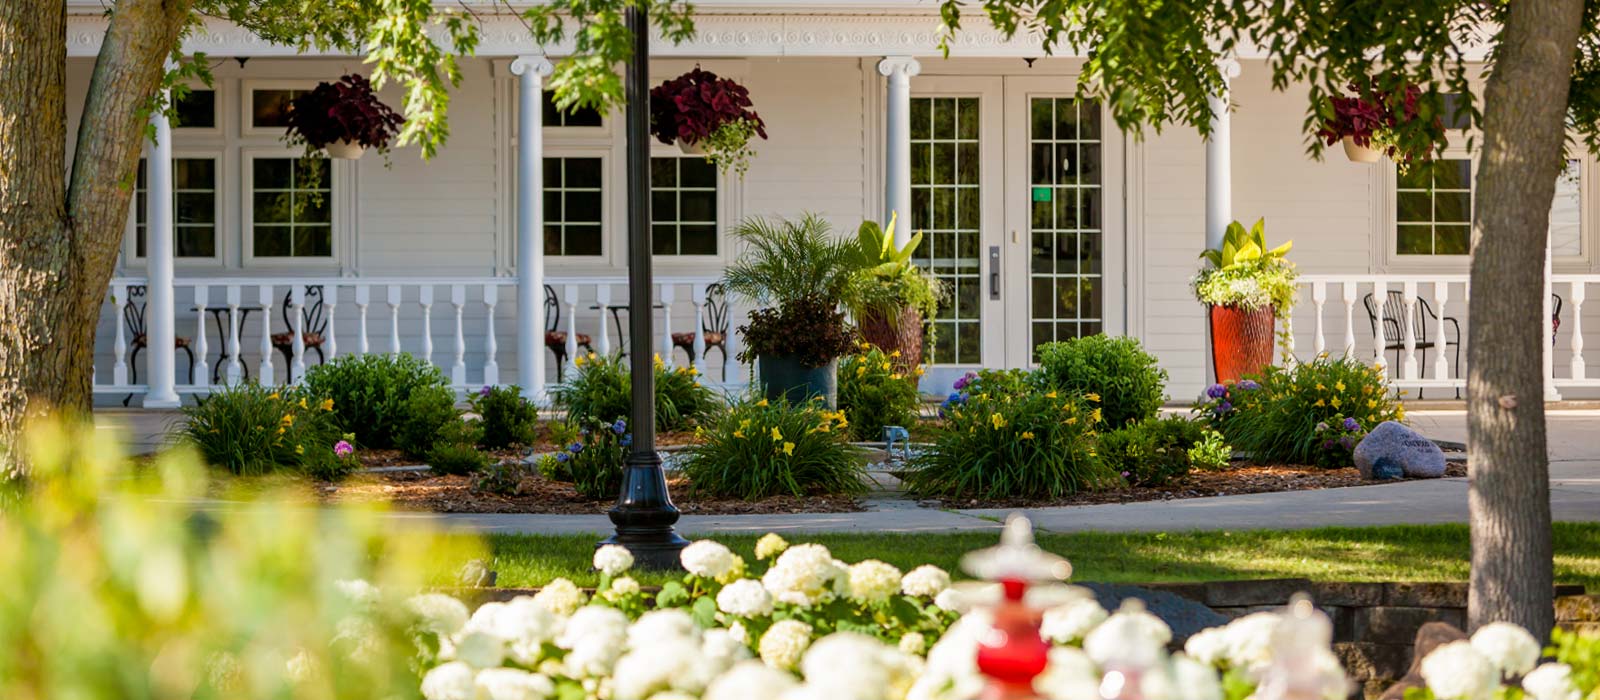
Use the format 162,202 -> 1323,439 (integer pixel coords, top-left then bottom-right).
758,354 -> 838,408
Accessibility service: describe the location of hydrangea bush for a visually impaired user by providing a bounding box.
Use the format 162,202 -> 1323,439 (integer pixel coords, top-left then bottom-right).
1200,356 -> 1405,467
838,343 -> 925,442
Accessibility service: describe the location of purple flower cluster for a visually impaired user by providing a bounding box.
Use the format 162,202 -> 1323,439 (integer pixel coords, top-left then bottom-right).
953,371 -> 979,391
333,440 -> 354,457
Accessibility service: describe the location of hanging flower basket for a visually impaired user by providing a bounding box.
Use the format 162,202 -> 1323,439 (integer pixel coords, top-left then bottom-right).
1316,82 -> 1440,166
284,74 -> 404,160
1341,136 -> 1381,163
650,68 -> 767,176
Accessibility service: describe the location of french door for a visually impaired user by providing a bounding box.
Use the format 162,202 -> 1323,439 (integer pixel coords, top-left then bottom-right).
912,76 -> 1124,390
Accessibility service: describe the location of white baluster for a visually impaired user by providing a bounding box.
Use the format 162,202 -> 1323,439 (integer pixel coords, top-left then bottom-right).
324,286 -> 338,360
355,285 -> 371,355
1571,281 -> 1587,380
258,285 -> 276,385
596,285 -> 613,356
290,285 -> 307,383
451,284 -> 467,387
1433,282 -> 1451,382
563,284 -> 580,375
1310,282 -> 1326,358
1342,282 -> 1357,359
387,285 -> 403,356
723,299 -> 739,384
419,285 -> 435,366
1401,281 -> 1418,381
226,285 -> 242,385
483,285 -> 501,386
659,283 -> 675,368
112,283 -> 129,386
1372,281 -> 1388,374
691,283 -> 708,367
192,285 -> 210,388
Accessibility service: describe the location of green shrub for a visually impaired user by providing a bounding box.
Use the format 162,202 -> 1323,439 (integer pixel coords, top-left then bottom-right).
679,397 -> 865,499
470,384 -> 539,449
473,461 -> 525,495
1188,429 -> 1233,471
1097,415 -> 1209,487
394,384 -> 464,459
552,352 -> 720,433
907,387 -> 1116,499
838,343 -> 923,441
1035,335 -> 1168,429
175,383 -> 347,477
1199,357 -> 1404,466
426,442 -> 492,476
540,416 -> 630,499
301,353 -> 450,449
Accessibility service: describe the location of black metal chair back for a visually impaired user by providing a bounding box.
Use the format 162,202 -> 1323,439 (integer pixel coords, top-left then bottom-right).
122,285 -> 149,342
543,284 -> 561,332
280,286 -> 327,338
1363,290 -> 1433,347
704,282 -> 729,336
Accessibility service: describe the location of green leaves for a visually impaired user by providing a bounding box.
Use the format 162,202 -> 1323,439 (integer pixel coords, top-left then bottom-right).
525,0 -> 697,115
1201,218 -> 1291,270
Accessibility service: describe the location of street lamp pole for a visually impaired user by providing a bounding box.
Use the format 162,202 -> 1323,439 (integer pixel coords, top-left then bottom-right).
601,3 -> 690,569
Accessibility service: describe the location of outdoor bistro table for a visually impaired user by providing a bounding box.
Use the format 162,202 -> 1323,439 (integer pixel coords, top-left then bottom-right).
193,305 -> 263,383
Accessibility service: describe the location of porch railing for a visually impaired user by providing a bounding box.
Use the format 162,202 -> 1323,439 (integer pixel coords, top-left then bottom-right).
97,275 -> 744,399
1288,274 -> 1600,396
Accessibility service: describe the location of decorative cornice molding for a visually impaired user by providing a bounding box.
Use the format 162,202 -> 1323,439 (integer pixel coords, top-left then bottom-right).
65,13 -> 1059,59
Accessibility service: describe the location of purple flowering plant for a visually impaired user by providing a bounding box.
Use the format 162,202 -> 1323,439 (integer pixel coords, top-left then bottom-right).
1198,357 -> 1404,467
538,416 -> 628,499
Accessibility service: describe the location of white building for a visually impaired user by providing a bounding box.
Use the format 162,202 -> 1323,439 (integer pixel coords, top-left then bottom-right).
68,1 -> 1600,407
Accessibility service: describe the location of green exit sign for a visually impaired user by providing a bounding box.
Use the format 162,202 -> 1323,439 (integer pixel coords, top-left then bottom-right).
1031,187 -> 1052,202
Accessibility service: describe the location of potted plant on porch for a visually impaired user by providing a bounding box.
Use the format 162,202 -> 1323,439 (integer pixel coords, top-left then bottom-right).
723,214 -> 858,407
1194,218 -> 1297,384
284,73 -> 404,160
650,67 -> 768,176
1316,81 -> 1439,165
842,212 -> 941,372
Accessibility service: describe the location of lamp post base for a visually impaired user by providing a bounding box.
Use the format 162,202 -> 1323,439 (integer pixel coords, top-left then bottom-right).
601,461 -> 690,570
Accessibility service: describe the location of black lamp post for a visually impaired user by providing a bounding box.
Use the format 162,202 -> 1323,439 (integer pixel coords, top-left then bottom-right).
600,4 -> 690,569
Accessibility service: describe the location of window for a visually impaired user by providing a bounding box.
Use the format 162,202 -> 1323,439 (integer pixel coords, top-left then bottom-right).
133,157 -> 218,258
911,96 -> 983,364
251,88 -> 305,129
173,89 -> 216,129
1396,159 -> 1472,255
650,157 -> 718,256
542,90 -> 603,127
250,157 -> 332,258
1551,159 -> 1582,257
544,157 -> 604,255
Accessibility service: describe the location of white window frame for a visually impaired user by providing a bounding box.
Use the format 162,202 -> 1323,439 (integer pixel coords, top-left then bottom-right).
542,88 -> 611,136
241,148 -> 347,269
171,82 -> 223,136
241,80 -> 319,137
541,149 -> 612,262
124,151 -> 226,267
646,148 -> 730,264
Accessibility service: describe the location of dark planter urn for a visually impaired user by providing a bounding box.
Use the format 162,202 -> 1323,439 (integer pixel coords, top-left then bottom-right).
858,307 -> 924,373
758,354 -> 838,408
1210,304 -> 1275,384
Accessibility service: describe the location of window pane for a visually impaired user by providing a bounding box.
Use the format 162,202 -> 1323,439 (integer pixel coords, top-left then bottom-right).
681,158 -> 717,188
174,89 -> 216,129
254,192 -> 292,224
911,98 -> 932,140
174,158 -> 215,188
566,226 -> 603,256
680,225 -> 717,255
177,226 -> 215,257
650,158 -> 718,256
253,158 -> 292,189
679,190 -> 716,222
1396,192 -> 1433,222
1433,191 -> 1471,223
544,226 -> 564,255
933,98 -> 955,140
252,89 -> 298,128
541,90 -> 601,127
295,158 -> 331,189
295,225 -> 333,257
652,225 -> 677,255
1396,167 -> 1431,190
567,158 -> 603,188
254,226 -> 292,256
651,158 -> 676,188
1433,159 -> 1473,190
651,191 -> 676,221
544,158 -> 563,187
566,190 -> 602,222
135,225 -> 147,258
176,193 -> 214,224
1396,226 -> 1433,255
957,98 -> 979,139
1441,93 -> 1472,130
1434,226 -> 1471,255
299,192 -> 331,224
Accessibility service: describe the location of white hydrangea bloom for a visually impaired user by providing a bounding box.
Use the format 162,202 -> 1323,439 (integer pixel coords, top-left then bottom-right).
1172,654 -> 1224,700
762,544 -> 846,606
648,693 -> 699,700
558,605 -> 629,676
1182,627 -> 1228,667
285,648 -> 319,684
700,628 -> 753,678
1522,663 -> 1581,700
717,578 -> 775,617
760,619 -> 814,670
470,597 -> 560,666
453,630 -> 507,669
900,565 -> 952,597
610,576 -> 641,597
908,611 -> 991,700
1034,646 -> 1101,700
755,533 -> 790,560
932,588 -> 963,612
421,661 -> 477,700
1221,612 -> 1282,672
1083,603 -> 1172,669
705,660 -> 799,700
532,578 -> 587,616
408,593 -> 470,639
628,608 -> 700,649
594,545 -> 634,576
800,632 -> 897,700
336,578 -> 380,608
1040,597 -> 1109,645
565,637 -> 625,678
728,620 -> 749,644
612,642 -> 701,700
1470,622 -> 1542,679
1421,641 -> 1499,700
848,560 -> 904,604
681,540 -> 738,579
898,632 -> 926,656
474,668 -> 555,700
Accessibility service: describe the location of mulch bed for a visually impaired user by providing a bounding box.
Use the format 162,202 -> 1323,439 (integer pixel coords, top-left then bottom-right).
914,458 -> 1468,510
322,469 -> 864,515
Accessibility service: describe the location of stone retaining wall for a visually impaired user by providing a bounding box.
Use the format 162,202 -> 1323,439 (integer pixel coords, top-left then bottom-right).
1140,580 -> 1596,699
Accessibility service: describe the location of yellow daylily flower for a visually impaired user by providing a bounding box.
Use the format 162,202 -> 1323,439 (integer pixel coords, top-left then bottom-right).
740,419 -> 752,430
281,413 -> 295,426
782,441 -> 795,456
320,398 -> 334,411
914,366 -> 925,377
1315,398 -> 1326,407
297,397 -> 308,409
1089,408 -> 1102,423
295,444 -> 304,455
653,353 -> 665,369
575,354 -> 587,367
890,350 -> 902,358
1367,399 -> 1377,408
771,427 -> 783,441
1330,397 -> 1342,408
811,424 -> 831,434
756,399 -> 769,407
857,366 -> 867,377
890,373 -> 902,380
1065,416 -> 1078,425
989,413 -> 1007,430
880,361 -> 892,371
1084,393 -> 1100,403
1316,383 -> 1326,391
267,392 -> 280,400
1396,406 -> 1407,420
734,430 -> 746,439
1020,431 -> 1035,440
688,366 -> 699,376
1335,381 -> 1346,392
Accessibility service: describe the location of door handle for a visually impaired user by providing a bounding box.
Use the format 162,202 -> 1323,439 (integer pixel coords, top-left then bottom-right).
989,245 -> 1001,300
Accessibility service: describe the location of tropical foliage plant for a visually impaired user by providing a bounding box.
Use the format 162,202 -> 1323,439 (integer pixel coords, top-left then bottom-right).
1193,219 -> 1299,315
841,214 -> 941,332
678,397 -> 865,499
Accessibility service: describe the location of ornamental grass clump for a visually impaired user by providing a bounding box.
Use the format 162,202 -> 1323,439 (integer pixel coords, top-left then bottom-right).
1199,356 -> 1405,466
552,352 -> 720,433
175,381 -> 349,478
837,343 -> 924,441
1035,334 -> 1168,429
678,397 -> 866,499
906,373 -> 1117,500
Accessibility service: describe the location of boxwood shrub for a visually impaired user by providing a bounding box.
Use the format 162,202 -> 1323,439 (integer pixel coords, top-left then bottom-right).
1035,335 -> 1168,429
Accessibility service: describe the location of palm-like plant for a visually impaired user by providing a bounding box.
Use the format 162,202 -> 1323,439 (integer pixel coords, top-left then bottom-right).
722,214 -> 856,306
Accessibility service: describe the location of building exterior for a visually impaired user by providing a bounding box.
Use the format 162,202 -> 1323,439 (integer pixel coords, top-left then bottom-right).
67,1 -> 1600,407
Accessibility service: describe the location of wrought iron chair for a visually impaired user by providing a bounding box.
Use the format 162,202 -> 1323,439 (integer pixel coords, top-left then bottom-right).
272,286 -> 328,382
122,285 -> 196,406
672,282 -> 729,367
1553,293 -> 1564,347
1363,290 -> 1461,399
544,284 -> 593,381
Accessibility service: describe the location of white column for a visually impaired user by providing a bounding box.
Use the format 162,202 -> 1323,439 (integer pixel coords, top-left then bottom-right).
512,55 -> 554,402
878,56 -> 921,248
1204,59 -> 1241,251
143,101 -> 180,408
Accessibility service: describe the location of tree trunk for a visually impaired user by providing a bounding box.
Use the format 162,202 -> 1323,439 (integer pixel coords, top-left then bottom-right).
0,0 -> 190,473
1467,0 -> 1583,639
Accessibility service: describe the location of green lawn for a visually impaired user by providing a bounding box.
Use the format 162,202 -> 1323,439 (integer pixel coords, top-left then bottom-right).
455,522 -> 1600,590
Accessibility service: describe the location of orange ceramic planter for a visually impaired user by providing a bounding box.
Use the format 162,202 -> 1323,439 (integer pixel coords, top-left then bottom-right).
1210,304 -> 1275,384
